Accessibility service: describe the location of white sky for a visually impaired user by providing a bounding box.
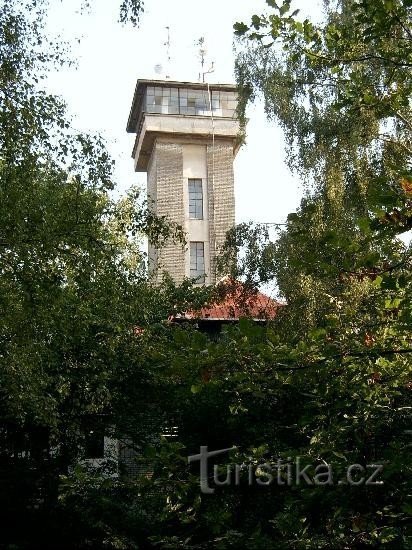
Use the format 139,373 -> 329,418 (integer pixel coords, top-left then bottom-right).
45,0 -> 323,225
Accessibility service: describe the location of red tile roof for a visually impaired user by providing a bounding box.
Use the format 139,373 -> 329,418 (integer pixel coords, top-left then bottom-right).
181,278 -> 282,321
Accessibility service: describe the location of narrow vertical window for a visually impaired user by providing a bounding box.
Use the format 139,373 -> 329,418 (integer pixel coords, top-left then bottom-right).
190,242 -> 205,283
188,179 -> 203,219
83,418 -> 105,459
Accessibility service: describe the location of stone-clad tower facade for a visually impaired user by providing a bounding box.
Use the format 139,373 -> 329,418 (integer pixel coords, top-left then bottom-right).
127,80 -> 241,284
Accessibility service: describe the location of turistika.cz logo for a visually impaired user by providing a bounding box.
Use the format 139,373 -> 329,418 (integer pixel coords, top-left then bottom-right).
188,446 -> 384,495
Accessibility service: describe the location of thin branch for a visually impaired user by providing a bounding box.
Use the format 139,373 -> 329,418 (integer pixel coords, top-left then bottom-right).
273,348 -> 412,372
303,48 -> 412,69
394,111 -> 412,131
377,135 -> 412,156
393,13 -> 412,41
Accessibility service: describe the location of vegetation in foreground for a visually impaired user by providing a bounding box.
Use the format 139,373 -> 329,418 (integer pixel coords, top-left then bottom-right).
0,0 -> 411,547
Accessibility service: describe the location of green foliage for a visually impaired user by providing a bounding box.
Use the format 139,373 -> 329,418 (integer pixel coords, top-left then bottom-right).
119,0 -> 144,26
93,318 -> 411,548
0,0 -> 209,546
2,0 -> 412,548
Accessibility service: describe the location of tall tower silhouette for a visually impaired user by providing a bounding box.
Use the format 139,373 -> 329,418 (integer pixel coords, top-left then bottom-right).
127,79 -> 242,284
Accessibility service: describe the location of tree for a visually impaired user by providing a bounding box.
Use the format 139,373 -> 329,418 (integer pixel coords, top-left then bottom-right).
0,1 -> 209,546
233,0 -> 412,362
234,0 -> 412,234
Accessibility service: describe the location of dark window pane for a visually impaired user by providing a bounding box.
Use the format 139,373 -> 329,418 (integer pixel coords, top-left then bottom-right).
84,419 -> 105,459
188,179 -> 203,219
190,241 -> 206,282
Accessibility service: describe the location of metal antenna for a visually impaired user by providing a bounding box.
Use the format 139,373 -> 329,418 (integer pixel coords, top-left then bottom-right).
196,36 -> 215,83
203,61 -> 215,82
164,26 -> 171,80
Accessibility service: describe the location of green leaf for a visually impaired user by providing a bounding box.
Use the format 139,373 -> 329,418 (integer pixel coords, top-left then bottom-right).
373,275 -> 383,288
401,503 -> 412,515
234,22 -> 249,36
295,21 -> 304,33
144,445 -> 157,459
398,274 -> 407,288
309,328 -> 327,340
381,275 -> 397,290
358,216 -> 371,235
251,15 -> 261,29
384,0 -> 395,10
279,2 -> 291,16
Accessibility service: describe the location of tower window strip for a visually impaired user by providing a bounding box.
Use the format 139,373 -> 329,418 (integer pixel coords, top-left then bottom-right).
190,242 -> 205,283
188,178 -> 203,219
145,86 -> 237,118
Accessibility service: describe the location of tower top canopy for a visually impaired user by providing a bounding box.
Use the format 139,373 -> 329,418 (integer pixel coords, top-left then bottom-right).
126,79 -> 238,133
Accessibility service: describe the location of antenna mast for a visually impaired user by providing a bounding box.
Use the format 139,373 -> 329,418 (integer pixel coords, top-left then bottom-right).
164,26 -> 171,80
154,26 -> 172,80
196,36 -> 214,83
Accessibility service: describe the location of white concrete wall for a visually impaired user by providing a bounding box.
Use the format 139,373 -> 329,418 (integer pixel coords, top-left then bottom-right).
182,144 -> 211,283
134,114 -> 240,171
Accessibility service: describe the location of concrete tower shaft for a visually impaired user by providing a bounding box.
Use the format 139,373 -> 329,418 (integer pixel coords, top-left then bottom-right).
127,79 -> 242,284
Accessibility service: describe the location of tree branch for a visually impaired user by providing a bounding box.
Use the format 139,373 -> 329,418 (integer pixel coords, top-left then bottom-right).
273,348 -> 412,372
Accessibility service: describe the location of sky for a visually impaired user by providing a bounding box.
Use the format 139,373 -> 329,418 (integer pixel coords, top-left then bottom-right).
45,0 -> 323,226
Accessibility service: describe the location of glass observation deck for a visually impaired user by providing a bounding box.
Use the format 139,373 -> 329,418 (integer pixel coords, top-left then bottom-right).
127,80 -> 241,171
144,85 -> 238,118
